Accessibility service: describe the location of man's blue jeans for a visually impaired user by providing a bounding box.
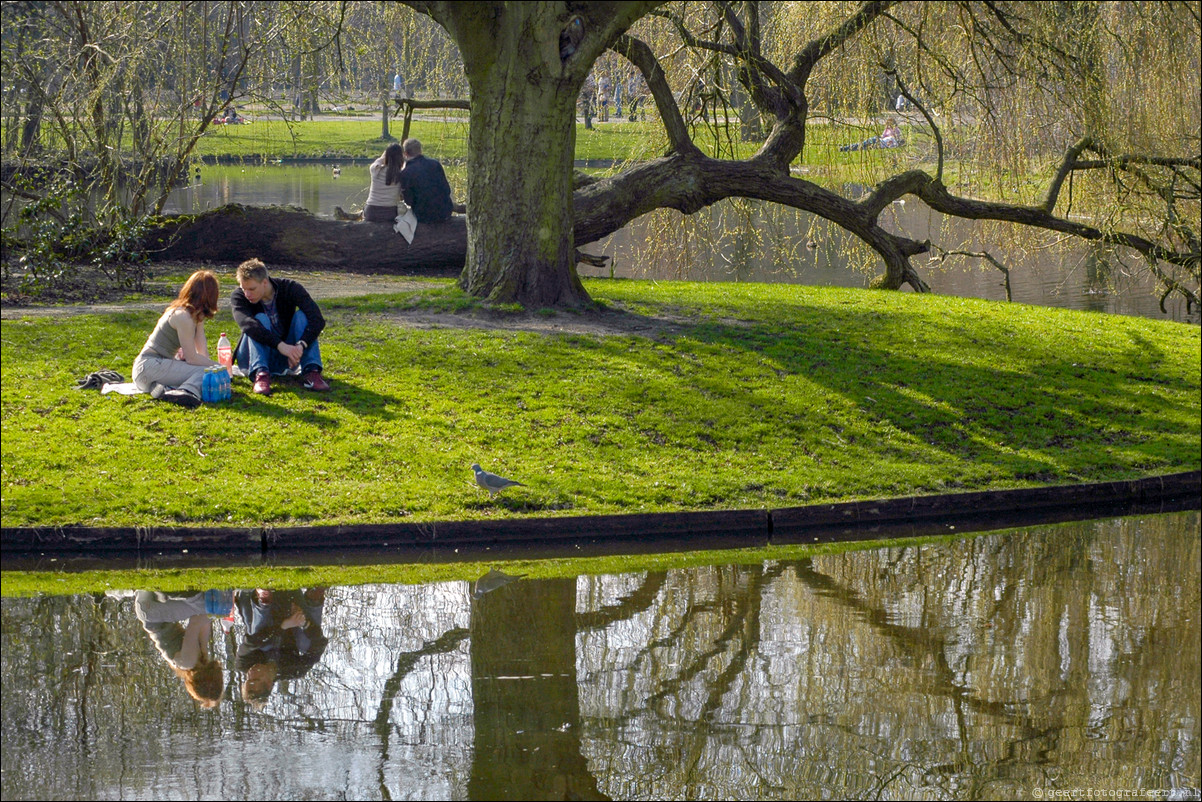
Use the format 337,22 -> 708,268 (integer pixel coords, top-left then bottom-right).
236,310 -> 322,378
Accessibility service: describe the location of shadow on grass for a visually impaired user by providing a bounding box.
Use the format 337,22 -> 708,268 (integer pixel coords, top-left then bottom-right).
220,373 -> 403,422
465,496 -> 569,513
555,296 -> 1198,485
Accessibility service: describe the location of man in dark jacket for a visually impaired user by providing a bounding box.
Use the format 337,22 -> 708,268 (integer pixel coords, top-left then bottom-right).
399,138 -> 454,224
231,258 -> 329,395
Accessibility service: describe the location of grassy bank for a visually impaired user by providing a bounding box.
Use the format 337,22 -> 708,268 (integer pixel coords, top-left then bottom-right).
191,117 -> 866,162
2,280 -> 1198,534
191,116 -> 922,179
1,114 -> 994,200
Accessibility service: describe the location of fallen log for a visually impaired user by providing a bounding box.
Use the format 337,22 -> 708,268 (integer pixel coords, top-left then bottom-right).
143,203 -> 467,274
142,202 -> 610,275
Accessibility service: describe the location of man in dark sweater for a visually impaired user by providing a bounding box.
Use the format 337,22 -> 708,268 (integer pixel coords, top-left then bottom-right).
231,258 -> 329,395
399,138 -> 454,224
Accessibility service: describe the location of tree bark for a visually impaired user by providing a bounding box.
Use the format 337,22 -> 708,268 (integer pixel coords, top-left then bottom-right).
449,4 -> 588,308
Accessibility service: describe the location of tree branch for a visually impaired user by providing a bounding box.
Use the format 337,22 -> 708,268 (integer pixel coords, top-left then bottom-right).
790,1 -> 898,84
931,248 -> 1013,301
1043,136 -> 1093,213
915,177 -> 1201,276
613,33 -> 699,157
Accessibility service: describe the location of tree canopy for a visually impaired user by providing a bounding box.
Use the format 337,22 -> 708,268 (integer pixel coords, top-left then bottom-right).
411,0 -> 1198,307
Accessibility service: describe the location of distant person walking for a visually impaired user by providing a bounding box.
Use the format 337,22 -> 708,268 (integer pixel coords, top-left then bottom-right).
399,138 -> 454,224
598,74 -> 611,122
580,72 -> 597,129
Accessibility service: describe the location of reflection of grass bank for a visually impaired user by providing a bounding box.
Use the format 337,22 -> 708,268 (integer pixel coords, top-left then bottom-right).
1,528 -> 998,598
2,279 -> 1197,530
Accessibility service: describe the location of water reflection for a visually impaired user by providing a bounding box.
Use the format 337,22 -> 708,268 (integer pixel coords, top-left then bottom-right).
159,164 -> 1199,324
234,588 -> 327,710
134,589 -> 232,708
2,511 -> 1198,800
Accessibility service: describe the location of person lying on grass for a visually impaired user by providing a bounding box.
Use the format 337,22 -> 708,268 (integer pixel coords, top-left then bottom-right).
839,118 -> 903,152
230,258 -> 330,395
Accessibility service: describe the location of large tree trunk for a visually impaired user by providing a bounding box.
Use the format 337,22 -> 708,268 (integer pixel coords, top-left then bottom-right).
455,6 -> 589,308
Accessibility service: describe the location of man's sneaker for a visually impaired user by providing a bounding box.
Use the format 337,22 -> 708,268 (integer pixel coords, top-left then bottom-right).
302,369 -> 330,391
252,372 -> 272,395
161,389 -> 201,409
149,382 -> 166,400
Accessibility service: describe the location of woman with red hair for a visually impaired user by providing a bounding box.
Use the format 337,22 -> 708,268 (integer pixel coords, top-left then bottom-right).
132,270 -> 224,408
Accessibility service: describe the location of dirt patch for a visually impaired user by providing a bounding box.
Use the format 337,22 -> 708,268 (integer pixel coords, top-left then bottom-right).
378,307 -> 695,339
1,266 -> 696,338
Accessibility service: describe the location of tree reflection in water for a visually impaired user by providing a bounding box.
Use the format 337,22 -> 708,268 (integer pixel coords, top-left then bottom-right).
1,511 -> 1198,801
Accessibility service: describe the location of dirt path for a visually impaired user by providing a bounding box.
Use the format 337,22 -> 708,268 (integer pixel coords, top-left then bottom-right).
1,268 -> 693,338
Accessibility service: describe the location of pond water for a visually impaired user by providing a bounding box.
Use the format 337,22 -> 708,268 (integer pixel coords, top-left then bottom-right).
3,510 -> 1199,801
164,163 -> 1199,324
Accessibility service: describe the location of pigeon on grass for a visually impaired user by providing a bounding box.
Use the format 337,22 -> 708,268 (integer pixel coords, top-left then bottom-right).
471,463 -> 525,497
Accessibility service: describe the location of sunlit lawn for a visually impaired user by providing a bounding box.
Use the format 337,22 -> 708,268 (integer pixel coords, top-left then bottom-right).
3,279 -> 1197,532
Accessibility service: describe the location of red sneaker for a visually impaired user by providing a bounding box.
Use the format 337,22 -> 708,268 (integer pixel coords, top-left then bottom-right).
252,372 -> 272,395
303,370 -> 330,391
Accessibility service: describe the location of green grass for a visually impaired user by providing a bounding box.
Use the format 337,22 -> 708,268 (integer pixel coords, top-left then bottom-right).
189,117 -> 700,163
188,116 -> 955,198
3,112 -> 971,194
3,280 -> 1198,533
194,118 -> 469,160
191,116 -> 908,170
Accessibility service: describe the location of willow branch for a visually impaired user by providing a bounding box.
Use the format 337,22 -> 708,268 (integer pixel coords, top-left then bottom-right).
790,1 -> 897,83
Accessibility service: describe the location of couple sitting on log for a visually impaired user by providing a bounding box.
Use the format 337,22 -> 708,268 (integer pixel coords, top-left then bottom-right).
335,139 -> 456,232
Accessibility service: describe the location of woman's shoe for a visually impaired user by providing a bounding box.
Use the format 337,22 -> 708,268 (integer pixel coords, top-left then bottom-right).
161,389 -> 201,409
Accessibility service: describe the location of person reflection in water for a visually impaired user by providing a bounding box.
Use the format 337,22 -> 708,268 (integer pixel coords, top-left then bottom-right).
234,587 -> 328,710
135,589 -> 233,708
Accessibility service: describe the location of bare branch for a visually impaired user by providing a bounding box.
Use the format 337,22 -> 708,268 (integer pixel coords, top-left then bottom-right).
790,1 -> 898,84
1044,137 -> 1094,213
931,248 -> 1013,301
613,33 -> 699,156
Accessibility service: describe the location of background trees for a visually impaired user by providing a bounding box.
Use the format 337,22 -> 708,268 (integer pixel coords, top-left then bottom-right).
399,1 -> 1198,308
2,1 -> 1198,309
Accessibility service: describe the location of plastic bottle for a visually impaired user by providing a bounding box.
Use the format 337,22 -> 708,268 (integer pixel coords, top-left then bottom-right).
201,366 -> 220,403
217,332 -> 233,370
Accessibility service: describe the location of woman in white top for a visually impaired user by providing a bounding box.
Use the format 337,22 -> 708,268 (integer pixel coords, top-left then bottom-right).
132,270 -> 222,408
880,118 -> 901,147
135,590 -> 231,708
363,142 -> 406,223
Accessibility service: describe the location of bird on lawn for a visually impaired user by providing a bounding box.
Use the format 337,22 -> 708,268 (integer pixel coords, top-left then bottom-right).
472,568 -> 527,599
472,463 -> 525,497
